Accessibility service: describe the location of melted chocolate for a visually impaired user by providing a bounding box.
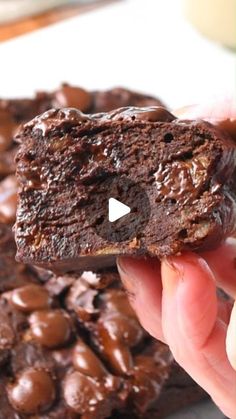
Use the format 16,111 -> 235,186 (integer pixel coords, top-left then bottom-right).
154,155 -> 211,206
106,106 -> 176,123
23,106 -> 176,137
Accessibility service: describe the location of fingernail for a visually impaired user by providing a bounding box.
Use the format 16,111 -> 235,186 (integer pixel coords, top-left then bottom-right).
162,253 -> 213,295
161,256 -> 183,295
117,257 -> 138,301
226,301 -> 236,371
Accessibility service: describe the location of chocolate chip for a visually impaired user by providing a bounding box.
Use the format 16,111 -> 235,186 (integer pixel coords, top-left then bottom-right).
29,309 -> 71,348
11,284 -> 51,313
53,84 -> 92,112
63,371 -> 110,415
99,313 -> 144,347
72,340 -> 108,379
7,368 -> 56,414
99,288 -> 136,318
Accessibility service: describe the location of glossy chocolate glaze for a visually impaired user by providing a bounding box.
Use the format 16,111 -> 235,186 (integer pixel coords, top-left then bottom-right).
23,106 -> 176,136
0,84 -> 164,178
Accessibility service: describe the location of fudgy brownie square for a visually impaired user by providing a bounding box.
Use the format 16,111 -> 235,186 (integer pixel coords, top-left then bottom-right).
15,106 -> 236,272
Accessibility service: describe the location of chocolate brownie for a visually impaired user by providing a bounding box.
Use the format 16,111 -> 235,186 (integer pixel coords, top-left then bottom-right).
15,106 -> 236,272
0,249 -> 207,418
0,84 -> 163,178
0,213 -> 207,417
0,240 -> 170,419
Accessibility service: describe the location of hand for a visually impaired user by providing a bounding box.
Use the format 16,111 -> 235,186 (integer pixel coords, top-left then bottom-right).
117,101 -> 236,419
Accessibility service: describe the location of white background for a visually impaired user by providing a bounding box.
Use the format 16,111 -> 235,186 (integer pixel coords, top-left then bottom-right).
0,0 -> 235,109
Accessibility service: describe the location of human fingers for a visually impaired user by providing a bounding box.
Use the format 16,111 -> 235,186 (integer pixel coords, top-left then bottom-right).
202,238 -> 236,298
161,253 -> 236,418
117,257 -> 164,342
226,301 -> 236,371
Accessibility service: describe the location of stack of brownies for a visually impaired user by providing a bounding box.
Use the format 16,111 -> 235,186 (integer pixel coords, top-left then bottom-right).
0,84 -> 209,418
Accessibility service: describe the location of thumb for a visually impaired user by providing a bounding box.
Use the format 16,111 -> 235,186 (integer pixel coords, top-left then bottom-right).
226,301 -> 236,370
161,253 -> 217,351
161,252 -> 236,418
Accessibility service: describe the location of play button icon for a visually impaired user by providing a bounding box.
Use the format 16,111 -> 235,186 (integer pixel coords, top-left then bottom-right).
108,198 -> 131,222
91,175 -> 150,243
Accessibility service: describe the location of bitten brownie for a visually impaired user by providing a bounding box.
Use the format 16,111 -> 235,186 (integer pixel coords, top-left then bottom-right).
0,84 -> 163,178
15,106 -> 236,272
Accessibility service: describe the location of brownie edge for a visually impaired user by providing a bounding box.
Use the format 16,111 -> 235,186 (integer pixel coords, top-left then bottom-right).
15,106 -> 236,273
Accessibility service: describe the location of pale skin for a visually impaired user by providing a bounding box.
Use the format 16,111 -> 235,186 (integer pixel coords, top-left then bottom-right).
117,101 -> 236,419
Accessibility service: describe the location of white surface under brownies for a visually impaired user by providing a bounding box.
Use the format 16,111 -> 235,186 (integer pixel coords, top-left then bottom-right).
0,0 -> 69,23
0,0 -> 235,108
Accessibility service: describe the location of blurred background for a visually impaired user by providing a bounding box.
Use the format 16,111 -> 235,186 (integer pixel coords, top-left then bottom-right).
0,0 -> 235,109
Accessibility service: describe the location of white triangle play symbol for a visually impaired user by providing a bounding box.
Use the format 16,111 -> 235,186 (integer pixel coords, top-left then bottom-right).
108,198 -> 131,223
